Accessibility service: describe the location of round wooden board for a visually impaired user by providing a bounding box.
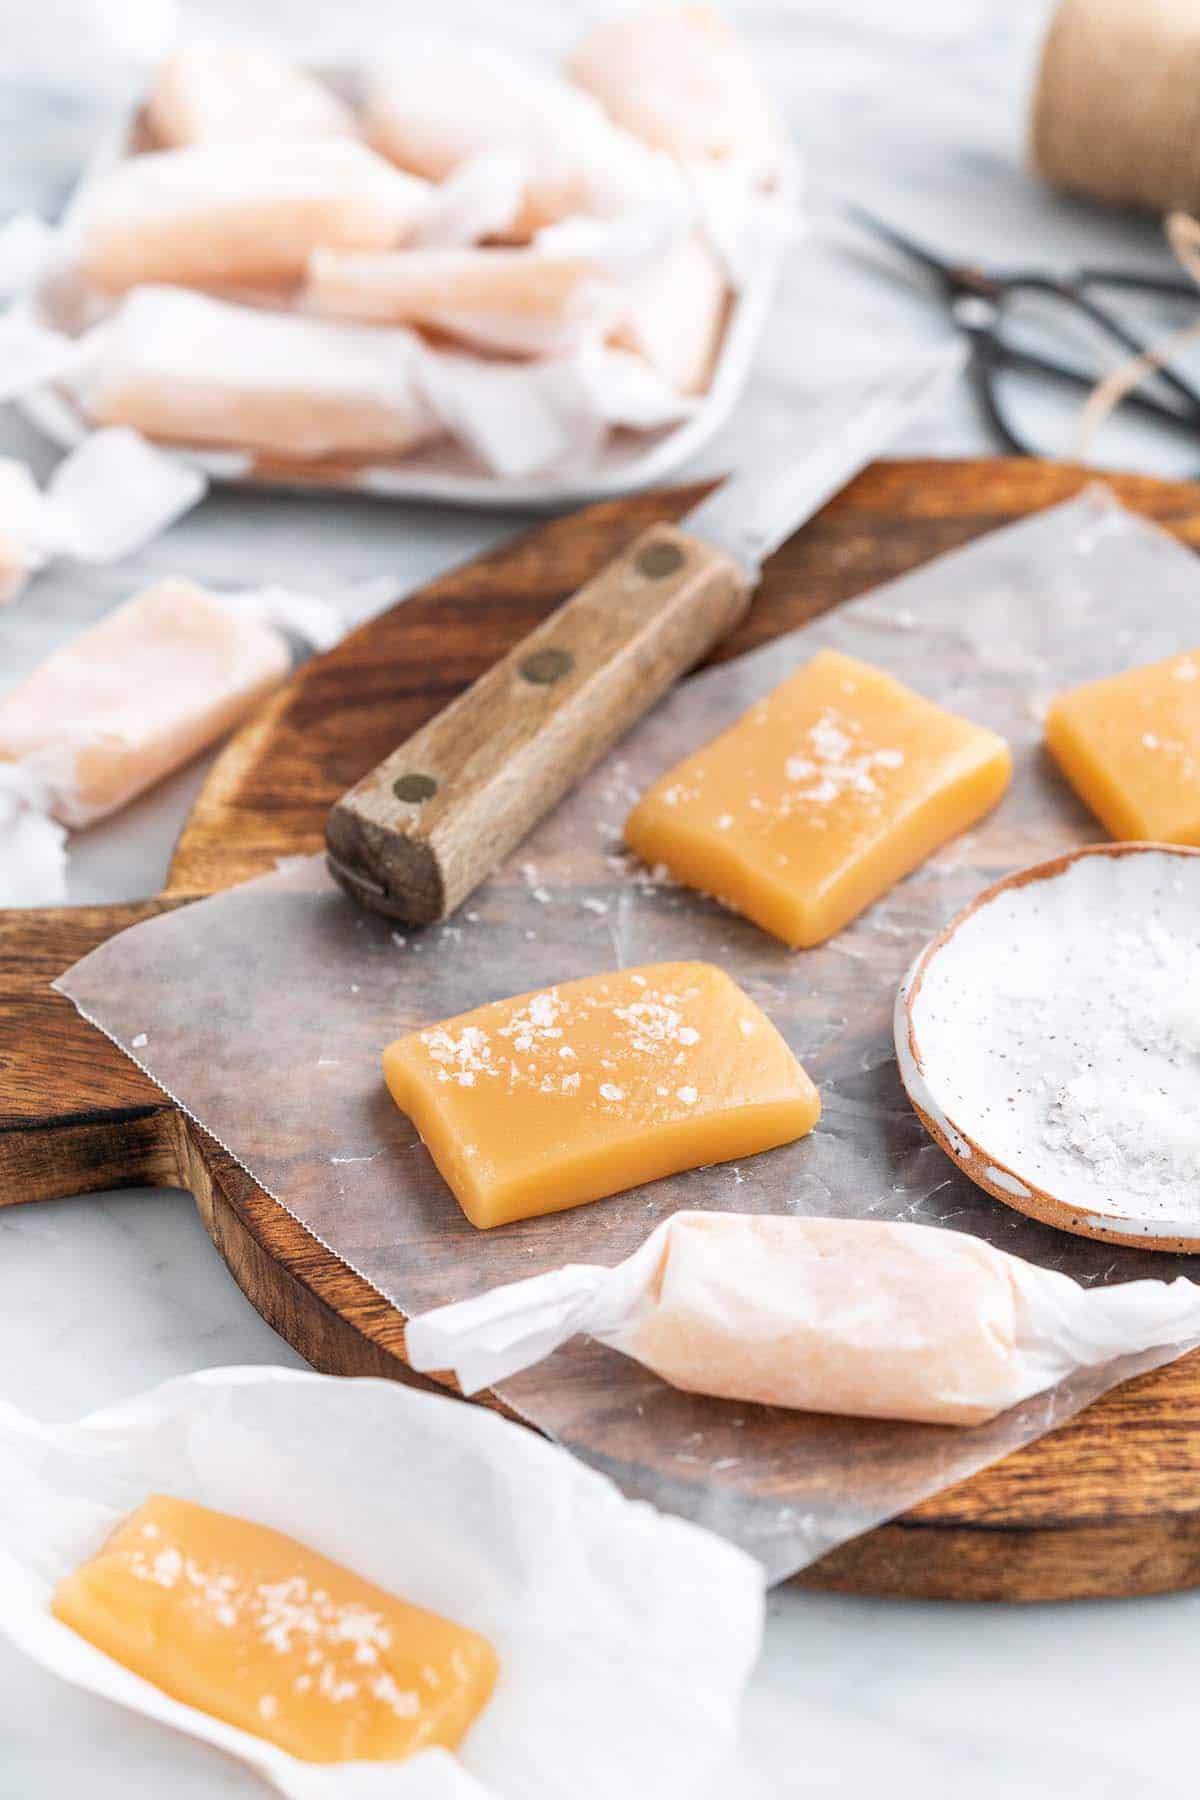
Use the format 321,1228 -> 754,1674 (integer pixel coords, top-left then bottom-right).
8,455 -> 1200,1602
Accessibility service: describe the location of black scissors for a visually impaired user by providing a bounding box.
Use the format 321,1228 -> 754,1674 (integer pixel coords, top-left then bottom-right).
845,205 -> 1200,457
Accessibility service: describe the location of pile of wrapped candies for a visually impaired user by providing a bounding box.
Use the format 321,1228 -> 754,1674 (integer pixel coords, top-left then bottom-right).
17,10 -> 793,481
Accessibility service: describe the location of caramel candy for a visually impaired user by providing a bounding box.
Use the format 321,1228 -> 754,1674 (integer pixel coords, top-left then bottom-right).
568,4 -> 785,172
0,578 -> 290,826
611,232 -> 725,393
79,138 -> 428,291
383,961 -> 819,1228
53,1494 -> 498,1763
147,43 -> 355,148
409,1209 -> 1200,1427
1045,649 -> 1200,842
365,39 -> 674,235
80,286 -> 436,461
410,1212 -> 1044,1424
626,649 -> 1012,947
305,245 -> 608,356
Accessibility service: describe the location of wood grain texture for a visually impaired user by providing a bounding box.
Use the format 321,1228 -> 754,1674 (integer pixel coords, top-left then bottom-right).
8,454 -> 1200,1602
326,522 -> 748,921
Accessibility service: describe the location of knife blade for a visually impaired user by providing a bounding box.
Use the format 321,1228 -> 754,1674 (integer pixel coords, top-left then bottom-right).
326,343 -> 962,924
683,341 -> 965,575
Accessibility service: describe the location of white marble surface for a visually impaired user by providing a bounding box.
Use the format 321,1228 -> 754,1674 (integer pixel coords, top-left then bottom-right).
3,2 -> 1199,1794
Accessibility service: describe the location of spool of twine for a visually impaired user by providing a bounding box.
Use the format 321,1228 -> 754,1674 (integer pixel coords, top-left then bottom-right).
1030,0 -> 1200,214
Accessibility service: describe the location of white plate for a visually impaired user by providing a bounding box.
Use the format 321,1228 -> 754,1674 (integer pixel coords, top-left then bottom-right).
16,80 -> 795,512
896,843 -> 1200,1251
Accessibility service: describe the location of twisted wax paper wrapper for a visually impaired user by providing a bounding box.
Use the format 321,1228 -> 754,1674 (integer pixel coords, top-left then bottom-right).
407,1210 -> 1200,1425
0,1366 -> 762,1800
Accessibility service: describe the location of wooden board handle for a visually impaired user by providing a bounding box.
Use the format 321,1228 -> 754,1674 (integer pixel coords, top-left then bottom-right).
325,523 -> 750,923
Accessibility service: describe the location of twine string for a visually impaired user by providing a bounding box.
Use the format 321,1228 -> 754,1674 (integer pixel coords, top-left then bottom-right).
1074,212 -> 1200,458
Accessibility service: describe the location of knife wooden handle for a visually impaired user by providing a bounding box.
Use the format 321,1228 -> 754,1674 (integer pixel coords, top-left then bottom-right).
325,523 -> 751,923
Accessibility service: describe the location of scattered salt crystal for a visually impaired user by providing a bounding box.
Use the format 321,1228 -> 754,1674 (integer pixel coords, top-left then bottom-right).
581,896 -> 609,915
599,1082 -> 625,1102
391,931 -> 407,948
131,1032 -> 149,1049
676,1085 -> 698,1105
783,708 -> 904,807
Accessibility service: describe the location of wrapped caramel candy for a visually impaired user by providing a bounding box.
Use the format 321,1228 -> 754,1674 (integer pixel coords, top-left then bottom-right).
79,137 -> 430,290
78,285 -> 438,460
407,1211 -> 1200,1426
146,42 -> 356,148
365,37 -> 682,235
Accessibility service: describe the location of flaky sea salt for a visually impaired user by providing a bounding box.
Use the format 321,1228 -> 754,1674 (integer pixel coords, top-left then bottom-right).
782,708 -> 905,810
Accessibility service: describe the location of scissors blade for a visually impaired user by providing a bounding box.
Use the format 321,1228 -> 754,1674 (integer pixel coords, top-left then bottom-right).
682,341 -> 966,576
841,204 -> 960,283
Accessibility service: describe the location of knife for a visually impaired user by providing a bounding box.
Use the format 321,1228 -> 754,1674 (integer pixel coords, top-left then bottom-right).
325,342 -> 963,924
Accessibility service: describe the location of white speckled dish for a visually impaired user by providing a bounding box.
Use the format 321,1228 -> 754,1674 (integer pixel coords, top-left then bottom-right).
896,843 -> 1200,1251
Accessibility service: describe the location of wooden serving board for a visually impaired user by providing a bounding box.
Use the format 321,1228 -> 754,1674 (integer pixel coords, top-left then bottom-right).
7,456 -> 1200,1603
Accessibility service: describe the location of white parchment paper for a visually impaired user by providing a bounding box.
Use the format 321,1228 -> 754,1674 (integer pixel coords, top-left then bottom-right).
0,1366 -> 763,1799
57,490 -> 1200,1582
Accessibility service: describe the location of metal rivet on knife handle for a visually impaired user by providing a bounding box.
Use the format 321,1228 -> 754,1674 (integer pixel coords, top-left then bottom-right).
636,540 -> 686,579
392,773 -> 438,804
520,648 -> 574,686
325,523 -> 751,926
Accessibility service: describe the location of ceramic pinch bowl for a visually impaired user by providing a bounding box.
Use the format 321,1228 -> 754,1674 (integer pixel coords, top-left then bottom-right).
894,843 -> 1200,1252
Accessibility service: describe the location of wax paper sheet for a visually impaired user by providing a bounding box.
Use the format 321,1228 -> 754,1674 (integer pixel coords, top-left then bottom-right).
0,1366 -> 762,1800
58,489 -> 1200,1584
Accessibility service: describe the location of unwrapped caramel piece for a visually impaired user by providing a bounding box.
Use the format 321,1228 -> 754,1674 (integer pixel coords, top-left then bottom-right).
53,1494 -> 497,1763
0,578 -> 290,826
79,137 -> 428,291
625,649 -> 1012,947
1045,650 -> 1200,842
147,43 -> 355,147
383,962 -> 819,1229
